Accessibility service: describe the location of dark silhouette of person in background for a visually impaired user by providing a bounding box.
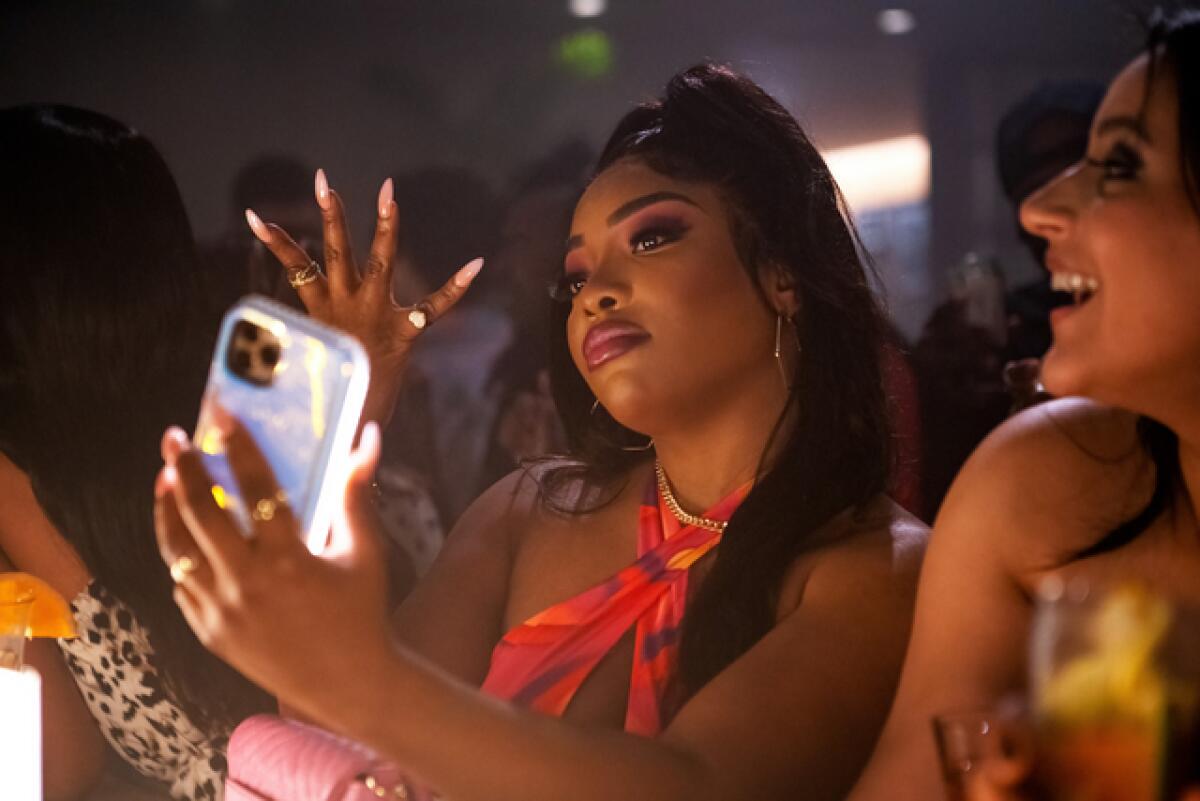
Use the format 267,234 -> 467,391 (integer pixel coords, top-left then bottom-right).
912,81 -> 1103,521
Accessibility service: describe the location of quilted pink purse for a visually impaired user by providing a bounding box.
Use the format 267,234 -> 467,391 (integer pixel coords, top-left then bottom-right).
225,714 -> 414,801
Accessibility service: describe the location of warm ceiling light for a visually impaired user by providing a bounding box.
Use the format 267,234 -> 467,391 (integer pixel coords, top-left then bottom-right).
822,134 -> 930,211
877,9 -> 916,35
569,0 -> 607,18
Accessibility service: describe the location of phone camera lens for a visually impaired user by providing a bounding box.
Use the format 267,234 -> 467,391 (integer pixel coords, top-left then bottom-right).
261,346 -> 280,367
233,349 -> 252,374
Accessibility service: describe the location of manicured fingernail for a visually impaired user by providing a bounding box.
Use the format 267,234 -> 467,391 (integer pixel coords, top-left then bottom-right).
245,208 -> 270,243
377,178 -> 393,219
155,465 -> 177,498
454,257 -> 484,288
315,168 -> 331,210
162,427 -> 189,463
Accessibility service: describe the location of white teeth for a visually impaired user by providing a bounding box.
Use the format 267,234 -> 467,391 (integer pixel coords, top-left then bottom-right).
1051,272 -> 1100,294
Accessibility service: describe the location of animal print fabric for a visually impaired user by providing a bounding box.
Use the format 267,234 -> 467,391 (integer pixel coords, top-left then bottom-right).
57,582 -> 228,801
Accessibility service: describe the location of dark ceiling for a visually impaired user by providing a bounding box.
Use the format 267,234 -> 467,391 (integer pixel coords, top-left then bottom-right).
0,0 -> 1150,235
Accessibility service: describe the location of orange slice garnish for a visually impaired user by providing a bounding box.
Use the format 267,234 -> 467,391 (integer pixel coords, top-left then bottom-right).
0,572 -> 76,639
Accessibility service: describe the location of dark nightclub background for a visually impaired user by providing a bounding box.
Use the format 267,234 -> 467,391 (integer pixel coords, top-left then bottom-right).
0,0 -> 1156,524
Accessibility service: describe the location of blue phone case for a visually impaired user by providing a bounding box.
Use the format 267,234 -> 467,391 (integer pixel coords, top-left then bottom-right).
194,296 -> 370,554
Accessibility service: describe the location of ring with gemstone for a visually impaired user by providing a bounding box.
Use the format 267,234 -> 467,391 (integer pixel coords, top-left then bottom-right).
170,555 -> 199,584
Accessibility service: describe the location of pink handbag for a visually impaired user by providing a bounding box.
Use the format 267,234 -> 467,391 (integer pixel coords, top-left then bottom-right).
225,714 -> 412,801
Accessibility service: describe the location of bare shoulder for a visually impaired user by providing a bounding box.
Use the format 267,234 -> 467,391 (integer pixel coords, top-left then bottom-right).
446,458 -> 590,545
938,397 -> 1153,571
779,496 -> 929,617
956,397 -> 1144,503
449,464 -> 542,541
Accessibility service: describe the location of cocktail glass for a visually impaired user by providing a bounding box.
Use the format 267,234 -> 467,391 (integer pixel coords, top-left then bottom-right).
1029,580 -> 1200,801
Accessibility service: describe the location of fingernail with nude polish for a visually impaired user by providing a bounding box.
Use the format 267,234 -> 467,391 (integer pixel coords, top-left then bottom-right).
161,426 -> 189,464
378,178 -> 393,220
315,168 -> 331,210
454,257 -> 484,288
155,465 -> 177,499
245,208 -> 270,243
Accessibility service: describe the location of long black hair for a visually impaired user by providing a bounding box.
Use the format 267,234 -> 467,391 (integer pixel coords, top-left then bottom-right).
0,105 -> 273,731
1079,9 -> 1200,558
542,64 -> 892,703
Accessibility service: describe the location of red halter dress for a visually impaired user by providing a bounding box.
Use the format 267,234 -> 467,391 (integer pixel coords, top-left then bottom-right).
480,474 -> 750,735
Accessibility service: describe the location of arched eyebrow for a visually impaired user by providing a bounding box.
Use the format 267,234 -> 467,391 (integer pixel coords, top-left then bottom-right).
1095,115 -> 1152,143
565,191 -> 700,252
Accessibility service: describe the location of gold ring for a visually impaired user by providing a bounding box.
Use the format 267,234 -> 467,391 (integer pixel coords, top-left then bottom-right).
251,490 -> 289,523
170,555 -> 198,584
287,261 -> 321,288
407,308 -> 427,330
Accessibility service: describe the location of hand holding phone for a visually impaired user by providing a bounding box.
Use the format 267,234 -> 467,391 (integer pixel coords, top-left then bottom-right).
195,295 -> 369,554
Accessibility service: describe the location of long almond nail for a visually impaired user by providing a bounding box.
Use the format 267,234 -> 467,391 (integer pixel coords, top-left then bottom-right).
162,427 -> 189,462
245,208 -> 270,243
155,465 -> 177,499
315,168 -> 331,210
378,178 -> 394,219
454,257 -> 484,288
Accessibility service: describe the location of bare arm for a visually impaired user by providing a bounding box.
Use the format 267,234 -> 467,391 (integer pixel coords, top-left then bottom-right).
315,514 -> 924,801
0,457 -> 106,800
848,400 -> 1152,801
387,469 -> 525,683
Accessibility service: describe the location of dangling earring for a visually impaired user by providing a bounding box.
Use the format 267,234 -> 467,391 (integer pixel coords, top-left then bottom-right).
775,314 -> 789,393
775,313 -> 802,393
590,397 -> 654,452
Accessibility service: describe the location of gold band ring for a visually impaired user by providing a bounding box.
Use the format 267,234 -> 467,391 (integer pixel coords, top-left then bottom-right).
251,490 -> 290,523
287,261 -> 321,288
170,555 -> 198,584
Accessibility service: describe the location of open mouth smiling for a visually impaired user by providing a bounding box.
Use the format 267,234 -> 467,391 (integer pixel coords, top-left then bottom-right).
1049,271 -> 1101,309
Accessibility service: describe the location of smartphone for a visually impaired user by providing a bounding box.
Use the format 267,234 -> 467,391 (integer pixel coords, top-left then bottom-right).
194,295 -> 370,554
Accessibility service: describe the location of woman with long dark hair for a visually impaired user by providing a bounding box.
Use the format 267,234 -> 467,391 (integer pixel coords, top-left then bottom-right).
155,64 -> 926,801
0,105 -> 275,800
850,10 -> 1200,800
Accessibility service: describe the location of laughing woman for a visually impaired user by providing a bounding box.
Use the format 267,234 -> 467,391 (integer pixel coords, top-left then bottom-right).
154,64 -> 926,801
849,10 -> 1200,801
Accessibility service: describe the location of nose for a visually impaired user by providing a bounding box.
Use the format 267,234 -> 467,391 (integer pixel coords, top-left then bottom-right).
577,257 -> 631,317
1019,162 -> 1083,244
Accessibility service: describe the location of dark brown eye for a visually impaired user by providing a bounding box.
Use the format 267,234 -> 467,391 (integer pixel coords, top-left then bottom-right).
629,222 -> 687,254
549,272 -> 589,303
1086,142 -> 1143,183
632,231 -> 669,253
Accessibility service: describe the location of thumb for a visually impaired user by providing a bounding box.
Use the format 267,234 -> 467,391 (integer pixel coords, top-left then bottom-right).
329,422 -> 385,563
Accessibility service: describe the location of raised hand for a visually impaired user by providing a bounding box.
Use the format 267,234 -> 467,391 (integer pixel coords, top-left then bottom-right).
244,169 -> 484,427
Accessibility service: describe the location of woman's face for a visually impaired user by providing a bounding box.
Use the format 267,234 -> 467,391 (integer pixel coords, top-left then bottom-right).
561,158 -> 779,435
1021,55 -> 1200,415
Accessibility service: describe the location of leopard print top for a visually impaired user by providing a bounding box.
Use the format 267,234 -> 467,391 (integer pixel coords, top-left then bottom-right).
56,582 -> 227,801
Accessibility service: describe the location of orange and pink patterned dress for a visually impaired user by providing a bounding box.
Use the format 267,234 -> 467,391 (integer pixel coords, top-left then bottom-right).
481,474 -> 750,735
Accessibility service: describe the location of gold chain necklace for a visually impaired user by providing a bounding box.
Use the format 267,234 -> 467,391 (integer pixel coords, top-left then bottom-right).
654,461 -> 728,533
